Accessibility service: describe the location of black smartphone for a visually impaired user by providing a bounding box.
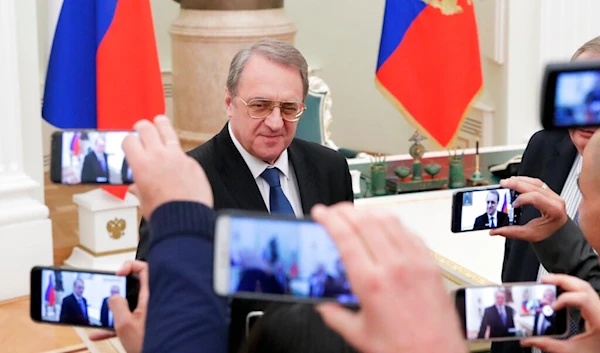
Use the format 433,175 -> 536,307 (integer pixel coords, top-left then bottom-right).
50,130 -> 135,185
213,210 -> 358,306
453,282 -> 568,341
451,186 -> 521,233
541,60 -> 600,130
30,266 -> 139,330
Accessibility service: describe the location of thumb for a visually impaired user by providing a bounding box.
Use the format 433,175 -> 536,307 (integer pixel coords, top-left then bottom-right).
316,303 -> 363,347
89,330 -> 116,341
521,337 -> 570,353
108,295 -> 132,327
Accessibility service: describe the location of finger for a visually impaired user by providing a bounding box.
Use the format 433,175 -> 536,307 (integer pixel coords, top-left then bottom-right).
153,115 -> 180,148
521,337 -> 570,353
108,295 -> 133,329
312,204 -> 375,280
115,260 -> 135,276
541,274 -> 593,293
501,178 -> 555,199
133,119 -> 163,150
134,261 -> 149,314
316,303 -> 363,349
89,330 -> 116,341
489,224 -> 536,240
552,292 -> 600,328
122,135 -> 145,171
128,184 -> 139,197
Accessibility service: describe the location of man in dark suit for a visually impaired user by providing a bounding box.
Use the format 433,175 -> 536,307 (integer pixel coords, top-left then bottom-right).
100,285 -> 120,327
134,39 -> 353,353
493,37 -> 600,353
473,190 -> 510,230
532,289 -> 556,337
81,135 -> 109,183
59,279 -> 89,326
308,264 -> 337,298
478,289 -> 516,339
120,159 -> 133,184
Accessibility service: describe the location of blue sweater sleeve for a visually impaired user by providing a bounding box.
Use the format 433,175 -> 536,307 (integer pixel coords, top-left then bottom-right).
142,201 -> 228,353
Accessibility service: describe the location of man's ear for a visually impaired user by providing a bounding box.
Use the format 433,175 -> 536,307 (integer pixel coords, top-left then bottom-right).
225,89 -> 233,118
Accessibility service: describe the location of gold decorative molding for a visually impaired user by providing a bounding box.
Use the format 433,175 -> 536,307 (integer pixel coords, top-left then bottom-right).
432,251 -> 496,286
77,245 -> 137,257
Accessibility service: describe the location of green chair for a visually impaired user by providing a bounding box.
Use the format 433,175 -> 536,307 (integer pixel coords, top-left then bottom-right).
296,76 -> 365,159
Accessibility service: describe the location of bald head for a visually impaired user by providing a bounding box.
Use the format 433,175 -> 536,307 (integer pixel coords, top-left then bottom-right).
578,130 -> 600,251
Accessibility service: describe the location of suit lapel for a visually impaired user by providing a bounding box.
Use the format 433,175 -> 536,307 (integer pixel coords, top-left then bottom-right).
289,141 -> 322,214
214,125 -> 267,212
540,135 -> 577,194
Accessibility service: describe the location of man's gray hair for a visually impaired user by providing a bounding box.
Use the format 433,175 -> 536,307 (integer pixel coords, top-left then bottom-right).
487,190 -> 500,202
226,39 -> 309,100
572,36 -> 600,61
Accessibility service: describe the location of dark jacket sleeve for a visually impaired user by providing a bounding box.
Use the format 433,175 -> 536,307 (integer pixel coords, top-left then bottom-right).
142,202 -> 228,353
135,218 -> 150,261
341,157 -> 354,203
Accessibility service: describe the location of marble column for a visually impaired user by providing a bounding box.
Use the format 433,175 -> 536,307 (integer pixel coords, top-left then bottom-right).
170,0 -> 296,151
0,0 -> 53,301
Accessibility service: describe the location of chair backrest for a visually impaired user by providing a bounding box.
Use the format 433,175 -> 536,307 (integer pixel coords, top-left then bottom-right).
295,76 -> 338,150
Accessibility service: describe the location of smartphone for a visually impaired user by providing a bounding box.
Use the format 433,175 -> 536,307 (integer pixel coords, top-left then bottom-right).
50,130 -> 135,185
541,60 -> 600,129
451,186 -> 521,233
30,266 -> 139,329
213,210 -> 358,306
454,282 -> 568,342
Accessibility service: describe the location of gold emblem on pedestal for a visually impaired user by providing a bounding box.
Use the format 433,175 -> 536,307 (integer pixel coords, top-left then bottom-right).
420,0 -> 474,15
107,218 -> 126,240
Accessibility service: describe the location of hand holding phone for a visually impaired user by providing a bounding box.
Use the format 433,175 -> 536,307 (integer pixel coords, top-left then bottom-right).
453,282 -> 568,342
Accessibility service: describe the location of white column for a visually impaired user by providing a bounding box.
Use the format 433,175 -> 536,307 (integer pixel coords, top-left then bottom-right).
0,0 -> 53,301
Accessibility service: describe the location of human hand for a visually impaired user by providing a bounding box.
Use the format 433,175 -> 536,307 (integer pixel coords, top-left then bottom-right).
89,260 -> 149,353
521,274 -> 600,353
311,203 -> 467,353
490,176 -> 568,242
122,115 -> 213,220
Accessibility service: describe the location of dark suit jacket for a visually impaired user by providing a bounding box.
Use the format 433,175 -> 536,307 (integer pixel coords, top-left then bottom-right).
478,305 -> 515,339
308,274 -> 337,298
493,130 -> 600,353
135,123 -> 354,353
59,294 -> 89,326
473,211 -> 509,230
100,297 -> 111,327
236,269 -> 284,294
121,159 -> 133,184
532,311 -> 555,337
81,151 -> 109,183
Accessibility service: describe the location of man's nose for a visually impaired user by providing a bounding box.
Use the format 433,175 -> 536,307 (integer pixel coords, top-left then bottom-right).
263,108 -> 284,130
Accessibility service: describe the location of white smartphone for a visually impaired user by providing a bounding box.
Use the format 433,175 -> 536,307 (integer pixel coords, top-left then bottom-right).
453,282 -> 569,342
213,210 -> 358,306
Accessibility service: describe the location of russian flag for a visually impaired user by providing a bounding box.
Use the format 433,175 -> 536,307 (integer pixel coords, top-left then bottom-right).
45,274 -> 56,307
501,192 -> 509,213
375,0 -> 483,148
42,0 -> 165,198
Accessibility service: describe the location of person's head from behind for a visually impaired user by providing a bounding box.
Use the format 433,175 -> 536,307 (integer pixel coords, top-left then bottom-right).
569,36 -> 600,154
241,303 -> 358,353
577,130 -> 600,251
73,279 -> 85,297
94,135 -> 106,154
225,39 -> 308,164
495,289 -> 506,306
486,190 -> 500,215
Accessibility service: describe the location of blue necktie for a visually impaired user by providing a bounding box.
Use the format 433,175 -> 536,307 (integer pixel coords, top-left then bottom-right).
261,168 -> 295,215
499,307 -> 506,325
77,298 -> 86,317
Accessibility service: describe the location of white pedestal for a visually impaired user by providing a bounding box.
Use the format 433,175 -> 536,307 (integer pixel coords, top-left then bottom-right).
64,190 -> 139,271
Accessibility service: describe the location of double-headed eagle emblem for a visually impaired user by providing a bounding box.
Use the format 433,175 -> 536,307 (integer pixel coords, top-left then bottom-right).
421,0 -> 474,15
106,218 -> 127,240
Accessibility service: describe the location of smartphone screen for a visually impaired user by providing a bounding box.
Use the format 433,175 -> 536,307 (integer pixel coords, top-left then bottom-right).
50,130 -> 135,185
451,186 -> 521,233
30,266 -> 139,329
541,61 -> 600,129
454,283 -> 568,341
213,211 -> 358,305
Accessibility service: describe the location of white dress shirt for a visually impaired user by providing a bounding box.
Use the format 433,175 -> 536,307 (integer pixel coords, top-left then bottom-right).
488,210 -> 498,227
228,124 -> 303,218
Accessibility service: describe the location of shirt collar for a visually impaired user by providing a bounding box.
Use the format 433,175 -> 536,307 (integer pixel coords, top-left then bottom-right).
228,122 -> 290,180
488,210 -> 498,220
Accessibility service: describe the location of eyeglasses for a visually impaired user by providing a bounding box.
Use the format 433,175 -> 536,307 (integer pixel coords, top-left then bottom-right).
237,96 -> 306,122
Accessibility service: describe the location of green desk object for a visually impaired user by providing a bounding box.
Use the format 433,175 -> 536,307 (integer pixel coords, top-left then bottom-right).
466,141 -> 490,187
449,149 -> 466,189
370,155 -> 387,196
394,132 -> 448,193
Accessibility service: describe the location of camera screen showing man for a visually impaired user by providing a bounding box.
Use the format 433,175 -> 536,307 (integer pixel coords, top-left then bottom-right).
59,279 -> 89,326
80,135 -> 109,183
477,289 -> 516,339
532,289 -> 556,336
473,190 -> 510,230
